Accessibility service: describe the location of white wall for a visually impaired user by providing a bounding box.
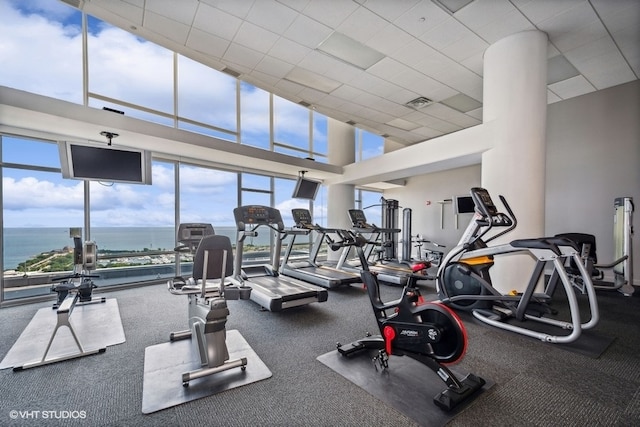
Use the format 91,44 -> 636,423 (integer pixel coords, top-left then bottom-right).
385,164 -> 481,260
384,79 -> 639,285
545,79 -> 640,284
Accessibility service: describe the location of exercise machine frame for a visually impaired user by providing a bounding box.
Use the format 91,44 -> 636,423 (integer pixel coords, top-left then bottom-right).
336,232 -> 485,412
436,187 -> 599,344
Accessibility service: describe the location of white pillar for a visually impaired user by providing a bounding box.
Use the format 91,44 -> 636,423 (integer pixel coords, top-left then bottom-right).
327,118 -> 355,261
482,30 -> 548,293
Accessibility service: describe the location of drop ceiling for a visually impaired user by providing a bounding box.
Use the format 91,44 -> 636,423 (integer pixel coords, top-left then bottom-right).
64,0 -> 637,146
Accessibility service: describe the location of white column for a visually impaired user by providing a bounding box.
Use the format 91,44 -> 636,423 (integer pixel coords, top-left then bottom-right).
327,118 -> 355,261
482,30 -> 548,293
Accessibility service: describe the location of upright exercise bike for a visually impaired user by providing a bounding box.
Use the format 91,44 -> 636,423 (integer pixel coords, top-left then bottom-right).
168,223 -> 252,387
437,187 -> 599,343
334,231 -> 486,412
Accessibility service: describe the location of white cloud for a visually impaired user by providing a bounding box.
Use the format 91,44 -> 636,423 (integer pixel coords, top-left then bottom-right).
0,1 -> 335,229
2,176 -> 83,210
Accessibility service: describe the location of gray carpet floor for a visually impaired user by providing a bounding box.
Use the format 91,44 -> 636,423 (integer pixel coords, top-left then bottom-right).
0,279 -> 639,426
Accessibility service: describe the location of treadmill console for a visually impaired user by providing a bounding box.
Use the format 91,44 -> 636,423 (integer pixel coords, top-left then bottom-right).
176,223 -> 215,251
292,208 -> 314,229
234,205 -> 285,230
469,187 -> 512,227
348,209 -> 370,228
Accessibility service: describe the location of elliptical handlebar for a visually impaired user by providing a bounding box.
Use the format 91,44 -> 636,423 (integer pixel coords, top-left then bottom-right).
467,188 -> 518,245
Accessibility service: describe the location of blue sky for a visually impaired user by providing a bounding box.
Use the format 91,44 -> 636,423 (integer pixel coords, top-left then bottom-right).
0,0 -> 383,228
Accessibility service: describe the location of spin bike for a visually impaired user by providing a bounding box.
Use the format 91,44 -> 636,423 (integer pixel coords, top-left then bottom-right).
168,223 -> 252,387
437,187 -> 599,344
335,231 -> 486,412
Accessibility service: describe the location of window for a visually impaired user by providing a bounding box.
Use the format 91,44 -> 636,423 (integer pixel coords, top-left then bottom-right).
356,189 -> 383,226
273,96 -> 310,158
177,55 -> 238,141
0,1 -> 83,104
240,83 -> 270,150
312,113 -> 329,163
356,128 -> 384,161
87,18 -> 174,119
2,137 -> 84,301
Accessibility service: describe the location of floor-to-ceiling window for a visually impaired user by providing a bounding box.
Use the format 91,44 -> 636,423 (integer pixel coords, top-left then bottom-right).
1,136 -> 83,301
0,0 -> 336,304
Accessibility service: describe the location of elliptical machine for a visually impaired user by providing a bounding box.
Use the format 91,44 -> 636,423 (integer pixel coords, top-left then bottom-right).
335,231 -> 486,412
168,223 -> 252,387
436,187 -> 599,344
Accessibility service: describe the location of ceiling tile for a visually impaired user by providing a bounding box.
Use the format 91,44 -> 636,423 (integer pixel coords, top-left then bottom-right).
284,67 -> 341,93
393,0 -> 450,37
283,15 -> 333,49
193,3 -> 242,40
337,6 -> 389,44
386,117 -> 421,131
223,43 -> 264,69
301,0 -> 358,27
412,126 -> 444,139
361,0 -> 421,22
276,0 -> 311,13
366,57 -> 410,81
441,32 -> 489,62
268,38 -> 311,65
254,56 -> 295,79
514,0 -> 585,25
473,9 -> 535,44
419,17 -> 468,51
234,22 -> 279,54
546,89 -> 562,104
199,0 -> 255,19
365,23 -> 416,57
145,0 -> 198,25
89,0 -> 144,25
186,28 -> 230,58
460,51 -> 484,76
245,0 -> 299,34
454,0 -> 516,31
548,75 -> 595,99
565,37 -> 636,89
144,11 -> 190,45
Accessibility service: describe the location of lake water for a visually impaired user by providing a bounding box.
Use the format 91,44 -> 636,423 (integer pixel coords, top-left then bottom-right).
2,226 -> 274,270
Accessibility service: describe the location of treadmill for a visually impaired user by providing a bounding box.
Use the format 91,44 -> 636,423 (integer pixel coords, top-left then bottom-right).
335,209 -> 412,286
279,208 -> 361,289
232,205 -> 328,311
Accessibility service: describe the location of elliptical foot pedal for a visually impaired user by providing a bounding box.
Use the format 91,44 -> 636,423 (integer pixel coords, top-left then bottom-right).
433,373 -> 486,412
473,308 -> 506,321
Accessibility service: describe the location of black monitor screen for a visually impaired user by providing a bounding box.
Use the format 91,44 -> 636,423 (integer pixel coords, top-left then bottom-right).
454,196 -> 475,214
71,145 -> 142,182
60,142 -> 152,184
292,177 -> 320,200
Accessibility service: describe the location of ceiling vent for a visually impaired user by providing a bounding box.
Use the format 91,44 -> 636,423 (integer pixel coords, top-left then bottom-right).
221,67 -> 241,78
405,96 -> 434,110
298,101 -> 311,108
346,120 -> 356,125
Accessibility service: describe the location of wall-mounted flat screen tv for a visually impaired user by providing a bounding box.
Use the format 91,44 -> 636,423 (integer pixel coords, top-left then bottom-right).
292,176 -> 321,200
454,195 -> 475,214
58,141 -> 152,185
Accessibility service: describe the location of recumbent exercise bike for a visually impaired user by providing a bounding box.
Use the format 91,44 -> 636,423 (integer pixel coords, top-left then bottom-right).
436,187 -> 599,344
333,231 -> 485,412
168,223 -> 252,387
